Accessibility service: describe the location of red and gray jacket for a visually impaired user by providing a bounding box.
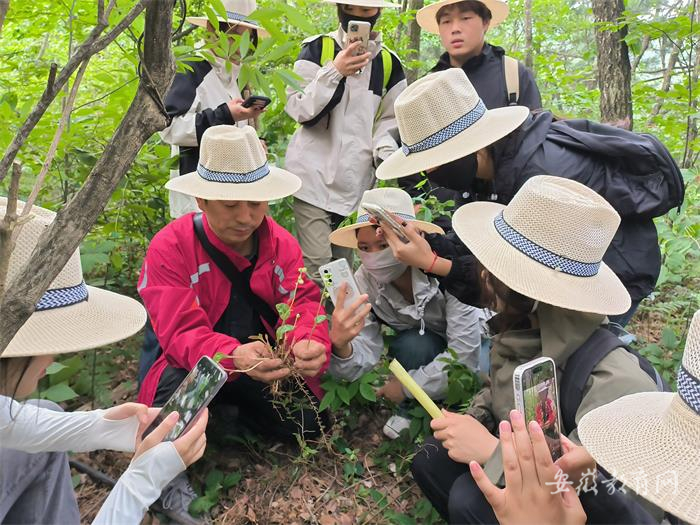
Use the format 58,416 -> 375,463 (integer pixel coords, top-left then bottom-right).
136,213 -> 331,405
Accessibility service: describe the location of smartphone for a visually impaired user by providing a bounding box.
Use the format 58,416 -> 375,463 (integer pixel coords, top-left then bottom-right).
241,95 -> 271,109
319,258 -> 362,307
145,356 -> 227,441
345,20 -> 371,56
512,357 -> 563,461
362,203 -> 409,243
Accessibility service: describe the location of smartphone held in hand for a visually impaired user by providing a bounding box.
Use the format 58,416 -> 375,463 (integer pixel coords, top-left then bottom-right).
362,203 -> 410,243
345,20 -> 371,55
242,95 -> 272,110
319,258 -> 362,307
145,356 -> 227,441
513,357 -> 563,460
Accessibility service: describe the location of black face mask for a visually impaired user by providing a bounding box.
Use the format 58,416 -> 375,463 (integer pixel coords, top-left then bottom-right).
427,154 -> 478,193
337,6 -> 381,32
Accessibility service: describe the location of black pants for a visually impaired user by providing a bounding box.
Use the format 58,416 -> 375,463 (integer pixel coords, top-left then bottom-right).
411,437 -> 498,524
153,365 -> 327,443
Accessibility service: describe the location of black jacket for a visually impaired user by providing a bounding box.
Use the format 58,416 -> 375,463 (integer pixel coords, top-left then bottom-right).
400,43 -> 542,230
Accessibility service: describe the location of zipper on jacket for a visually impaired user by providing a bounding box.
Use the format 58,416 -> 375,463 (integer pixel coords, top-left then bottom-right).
419,318 -> 425,336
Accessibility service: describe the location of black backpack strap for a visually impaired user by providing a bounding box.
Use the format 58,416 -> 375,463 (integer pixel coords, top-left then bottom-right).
192,213 -> 278,329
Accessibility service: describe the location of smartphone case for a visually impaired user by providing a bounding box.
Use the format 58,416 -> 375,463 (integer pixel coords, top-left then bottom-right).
319,259 -> 362,307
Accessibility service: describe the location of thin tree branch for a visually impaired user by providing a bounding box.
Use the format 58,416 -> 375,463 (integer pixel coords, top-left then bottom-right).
0,0 -> 8,35
0,163 -> 22,299
0,0 -> 150,184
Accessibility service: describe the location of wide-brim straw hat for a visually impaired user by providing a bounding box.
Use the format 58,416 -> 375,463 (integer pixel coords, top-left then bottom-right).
187,0 -> 270,37
324,0 -> 401,8
452,175 -> 631,316
578,310 -> 700,525
1,198 -> 146,358
329,187 -> 444,248
417,0 -> 509,34
166,125 -> 301,202
376,68 -> 528,181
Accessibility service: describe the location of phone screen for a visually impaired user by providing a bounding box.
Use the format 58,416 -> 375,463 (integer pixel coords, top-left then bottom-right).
146,356 -> 227,441
521,360 -> 563,460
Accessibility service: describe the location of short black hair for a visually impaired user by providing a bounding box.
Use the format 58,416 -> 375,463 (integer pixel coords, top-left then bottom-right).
436,1 -> 493,23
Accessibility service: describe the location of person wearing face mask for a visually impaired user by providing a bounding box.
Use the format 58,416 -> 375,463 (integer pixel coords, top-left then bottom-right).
284,0 -> 407,288
326,188 -> 486,439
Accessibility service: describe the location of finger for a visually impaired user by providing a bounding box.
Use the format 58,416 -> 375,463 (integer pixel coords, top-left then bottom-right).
528,420 -> 558,485
430,417 -> 449,431
499,419 -> 523,493
509,410 -> 538,486
335,282 -> 348,309
258,367 -> 291,382
141,411 -> 179,450
251,341 -> 274,357
254,358 -> 286,371
470,461 -> 505,511
178,408 -> 209,445
137,407 -> 162,436
348,293 -> 369,313
350,303 -> 372,327
559,435 -> 576,454
403,221 -> 425,242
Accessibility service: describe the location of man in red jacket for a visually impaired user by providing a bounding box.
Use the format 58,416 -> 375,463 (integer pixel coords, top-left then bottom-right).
137,125 -> 331,517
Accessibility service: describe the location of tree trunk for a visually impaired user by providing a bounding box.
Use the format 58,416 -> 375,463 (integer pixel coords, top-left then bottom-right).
0,0 -> 175,355
405,0 -> 424,84
592,0 -> 633,129
649,45 -> 679,120
0,0 -> 8,35
524,0 -> 533,71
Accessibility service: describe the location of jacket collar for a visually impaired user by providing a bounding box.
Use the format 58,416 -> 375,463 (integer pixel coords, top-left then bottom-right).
373,266 -> 440,320
433,42 -> 504,73
201,213 -> 274,270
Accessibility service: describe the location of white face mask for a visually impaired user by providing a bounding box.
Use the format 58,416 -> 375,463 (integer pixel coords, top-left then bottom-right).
359,248 -> 408,284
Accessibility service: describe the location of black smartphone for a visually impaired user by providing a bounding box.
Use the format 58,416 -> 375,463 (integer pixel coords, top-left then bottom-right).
241,95 -> 271,109
145,356 -> 227,441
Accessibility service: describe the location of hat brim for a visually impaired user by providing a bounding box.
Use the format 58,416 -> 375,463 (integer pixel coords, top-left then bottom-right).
2,287 -> 146,358
417,0 -> 509,33
376,105 -> 529,181
329,219 -> 444,248
324,0 -> 401,7
452,201 -> 631,315
579,394 -> 700,525
165,166 -> 302,202
186,16 -> 270,37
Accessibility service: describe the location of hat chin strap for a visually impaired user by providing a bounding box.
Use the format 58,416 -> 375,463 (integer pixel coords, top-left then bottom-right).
35,281 -> 89,311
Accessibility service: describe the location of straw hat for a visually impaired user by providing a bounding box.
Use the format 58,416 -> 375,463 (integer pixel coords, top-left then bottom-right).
324,0 -> 400,8
165,125 -> 301,202
329,188 -> 444,248
579,310 -> 700,525
451,175 -> 631,315
1,198 -> 146,358
187,0 -> 269,38
417,0 -> 509,34
375,68 -> 528,181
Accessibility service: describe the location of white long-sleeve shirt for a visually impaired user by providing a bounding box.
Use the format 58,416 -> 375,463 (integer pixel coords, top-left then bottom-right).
0,396 -> 185,524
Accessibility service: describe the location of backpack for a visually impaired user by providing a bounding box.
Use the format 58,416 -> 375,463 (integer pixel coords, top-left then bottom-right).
321,35 -> 394,95
558,326 -> 670,435
503,55 -> 519,105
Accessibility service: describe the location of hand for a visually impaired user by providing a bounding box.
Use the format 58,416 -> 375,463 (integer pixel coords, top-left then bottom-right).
378,219 -> 440,272
233,341 -> 289,383
104,402 -> 162,448
431,410 -> 498,464
292,339 -> 328,377
133,409 -> 209,469
330,283 -> 371,355
226,97 -> 266,121
333,41 -> 371,77
555,435 -> 597,488
469,411 -> 587,525
376,377 -> 406,403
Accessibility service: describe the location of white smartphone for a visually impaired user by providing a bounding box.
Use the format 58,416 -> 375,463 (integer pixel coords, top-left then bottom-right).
512,356 -> 563,461
362,202 -> 410,243
345,20 -> 371,56
145,355 -> 227,441
319,258 -> 362,307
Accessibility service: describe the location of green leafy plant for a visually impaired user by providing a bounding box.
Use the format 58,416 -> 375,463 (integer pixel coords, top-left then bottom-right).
189,468 -> 242,516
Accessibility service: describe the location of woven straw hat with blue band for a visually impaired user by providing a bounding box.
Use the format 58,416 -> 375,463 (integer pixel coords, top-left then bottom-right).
579,310 -> 700,525
452,175 -> 631,316
186,0 -> 270,37
165,125 -> 301,202
329,187 -> 444,249
376,68 -> 529,181
323,0 -> 401,8
1,198 -> 146,358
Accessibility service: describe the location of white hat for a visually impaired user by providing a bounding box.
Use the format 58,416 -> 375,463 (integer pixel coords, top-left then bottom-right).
1,198 -> 146,358
375,68 -> 528,181
579,310 -> 700,525
417,0 -> 509,34
324,0 -> 401,8
329,188 -> 444,248
451,175 -> 631,315
186,0 -> 269,37
165,125 -> 301,202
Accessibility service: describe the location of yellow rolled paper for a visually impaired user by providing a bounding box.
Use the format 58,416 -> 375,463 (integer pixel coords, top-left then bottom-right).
388,359 -> 442,420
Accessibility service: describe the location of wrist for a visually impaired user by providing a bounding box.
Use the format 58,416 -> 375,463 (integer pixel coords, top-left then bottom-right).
332,342 -> 353,359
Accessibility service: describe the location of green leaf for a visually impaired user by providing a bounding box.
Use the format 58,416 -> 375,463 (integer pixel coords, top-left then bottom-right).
314,314 -> 328,324
40,383 -> 79,403
661,327 -> 678,350
223,471 -> 242,489
189,495 -> 216,516
45,362 -> 68,375
318,388 -> 335,412
337,385 -> 351,405
205,469 -> 224,492
212,352 -> 229,364
360,382 -> 376,402
276,323 -> 294,340
275,302 -> 291,321
239,31 -> 250,59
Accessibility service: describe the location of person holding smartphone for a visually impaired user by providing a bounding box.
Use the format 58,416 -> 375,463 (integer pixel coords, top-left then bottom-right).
0,198 -> 207,525
391,176 -> 664,524
326,188 -> 486,439
284,0 -> 407,288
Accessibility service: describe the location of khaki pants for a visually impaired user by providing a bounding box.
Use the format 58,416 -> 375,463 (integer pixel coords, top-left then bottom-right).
292,197 -> 354,287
